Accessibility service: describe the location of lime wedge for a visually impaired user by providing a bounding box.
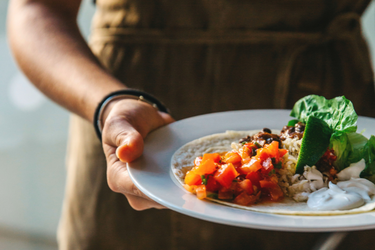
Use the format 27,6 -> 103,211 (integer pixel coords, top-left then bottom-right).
295,116 -> 332,174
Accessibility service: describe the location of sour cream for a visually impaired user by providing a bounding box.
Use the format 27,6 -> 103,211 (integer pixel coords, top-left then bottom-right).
307,182 -> 364,210
336,159 -> 366,181
307,179 -> 375,211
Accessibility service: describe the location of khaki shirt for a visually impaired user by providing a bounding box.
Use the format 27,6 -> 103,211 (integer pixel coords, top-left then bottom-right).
58,0 -> 375,249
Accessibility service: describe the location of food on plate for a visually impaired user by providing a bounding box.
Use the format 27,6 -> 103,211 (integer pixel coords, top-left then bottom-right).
171,95 -> 375,215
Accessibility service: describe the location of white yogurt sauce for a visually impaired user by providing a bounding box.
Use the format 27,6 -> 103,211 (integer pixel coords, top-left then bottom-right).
336,159 -> 365,181
306,159 -> 375,210
308,181 -> 366,210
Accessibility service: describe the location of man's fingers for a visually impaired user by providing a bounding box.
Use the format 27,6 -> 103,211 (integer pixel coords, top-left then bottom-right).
107,162 -> 165,210
107,161 -> 150,201
102,100 -> 175,210
126,194 -> 166,211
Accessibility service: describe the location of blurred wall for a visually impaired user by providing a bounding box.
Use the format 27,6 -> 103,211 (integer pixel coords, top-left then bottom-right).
0,1 -> 374,250
0,1 -> 95,249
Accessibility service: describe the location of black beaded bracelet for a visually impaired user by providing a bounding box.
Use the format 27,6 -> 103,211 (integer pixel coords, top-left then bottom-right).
93,89 -> 169,140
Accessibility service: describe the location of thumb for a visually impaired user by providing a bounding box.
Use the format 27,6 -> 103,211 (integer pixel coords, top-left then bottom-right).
116,130 -> 144,163
103,118 -> 144,163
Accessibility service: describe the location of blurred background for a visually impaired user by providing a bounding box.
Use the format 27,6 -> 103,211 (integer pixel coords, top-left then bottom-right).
0,0 -> 374,249
0,0 -> 94,249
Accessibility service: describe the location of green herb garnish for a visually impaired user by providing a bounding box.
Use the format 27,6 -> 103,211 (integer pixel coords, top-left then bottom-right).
207,193 -> 219,199
274,161 -> 282,169
201,175 -> 207,185
268,169 -> 276,176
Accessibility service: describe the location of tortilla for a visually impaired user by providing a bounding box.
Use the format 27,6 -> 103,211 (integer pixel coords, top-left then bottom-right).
171,130 -> 375,215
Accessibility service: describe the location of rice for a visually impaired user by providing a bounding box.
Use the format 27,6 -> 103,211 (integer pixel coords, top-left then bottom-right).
277,137 -> 330,201
282,137 -> 301,157
277,138 -> 300,197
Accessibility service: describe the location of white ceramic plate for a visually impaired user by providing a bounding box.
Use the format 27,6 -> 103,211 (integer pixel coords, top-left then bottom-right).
128,110 -> 375,232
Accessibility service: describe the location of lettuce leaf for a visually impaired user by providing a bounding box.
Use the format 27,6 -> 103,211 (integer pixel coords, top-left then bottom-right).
330,132 -> 368,171
329,132 -> 350,171
347,132 -> 368,164
290,95 -> 375,182
360,136 -> 375,181
290,95 -> 357,133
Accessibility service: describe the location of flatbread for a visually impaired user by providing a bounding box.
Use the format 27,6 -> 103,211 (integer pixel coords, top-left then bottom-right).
171,130 -> 375,215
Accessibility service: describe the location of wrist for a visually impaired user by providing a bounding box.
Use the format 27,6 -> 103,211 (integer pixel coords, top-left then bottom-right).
93,89 -> 169,141
100,98 -> 124,130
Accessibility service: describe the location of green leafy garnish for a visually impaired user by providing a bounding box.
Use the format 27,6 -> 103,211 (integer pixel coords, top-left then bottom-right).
360,136 -> 375,181
330,132 -> 368,171
287,119 -> 299,127
201,175 -> 207,185
254,142 -> 261,148
274,162 -> 282,169
207,193 -> 218,199
268,169 -> 276,176
290,95 -> 357,133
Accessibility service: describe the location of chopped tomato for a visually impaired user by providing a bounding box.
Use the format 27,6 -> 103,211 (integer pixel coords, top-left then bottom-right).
259,179 -> 283,200
264,141 -> 279,158
259,180 -> 278,189
278,149 -> 287,158
238,179 -> 254,195
202,153 -> 221,163
185,136 -> 289,205
261,157 -> 274,175
255,148 -> 269,162
185,171 -> 202,185
194,159 -> 217,175
246,171 -> 261,189
243,143 -> 256,151
184,184 -> 195,193
256,141 -> 281,163
233,191 -> 257,206
240,158 -> 262,174
238,146 -> 252,162
194,156 -> 203,166
223,152 -> 242,164
196,185 -> 207,199
268,186 -> 284,201
241,156 -> 251,165
206,176 -> 221,192
218,189 -> 234,200
214,163 -> 239,188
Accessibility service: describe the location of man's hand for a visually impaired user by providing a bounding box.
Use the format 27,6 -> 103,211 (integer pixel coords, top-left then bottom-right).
101,99 -> 174,210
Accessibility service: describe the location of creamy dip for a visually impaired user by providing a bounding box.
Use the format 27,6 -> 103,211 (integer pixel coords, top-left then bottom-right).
307,160 -> 375,211
308,182 -> 365,210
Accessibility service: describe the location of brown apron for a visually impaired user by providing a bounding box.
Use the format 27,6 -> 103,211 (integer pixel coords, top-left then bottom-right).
58,0 -> 375,249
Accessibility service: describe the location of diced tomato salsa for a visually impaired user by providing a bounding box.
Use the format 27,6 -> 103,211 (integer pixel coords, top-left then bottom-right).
184,141 -> 286,205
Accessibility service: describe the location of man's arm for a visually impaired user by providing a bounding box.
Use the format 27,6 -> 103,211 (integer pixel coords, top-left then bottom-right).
7,0 -> 124,121
8,0 -> 174,210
